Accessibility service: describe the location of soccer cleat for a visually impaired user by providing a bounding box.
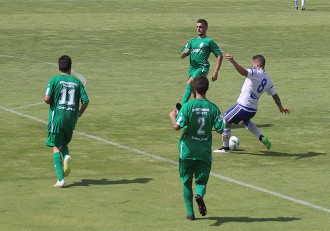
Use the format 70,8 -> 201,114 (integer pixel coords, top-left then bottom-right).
195,195 -> 207,216
186,215 -> 196,221
295,6 -> 298,10
53,179 -> 65,188
262,137 -> 271,150
176,103 -> 182,111
63,155 -> 72,177
213,146 -> 230,153
301,7 -> 305,11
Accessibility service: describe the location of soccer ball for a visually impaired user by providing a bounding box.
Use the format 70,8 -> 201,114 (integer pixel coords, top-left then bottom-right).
229,136 -> 240,151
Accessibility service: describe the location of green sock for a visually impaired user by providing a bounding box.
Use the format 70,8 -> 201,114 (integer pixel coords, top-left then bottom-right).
182,84 -> 193,105
53,152 -> 64,181
183,181 -> 194,216
61,144 -> 69,159
196,183 -> 206,197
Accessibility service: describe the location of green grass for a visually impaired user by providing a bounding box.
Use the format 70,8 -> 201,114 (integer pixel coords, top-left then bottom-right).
0,0 -> 329,230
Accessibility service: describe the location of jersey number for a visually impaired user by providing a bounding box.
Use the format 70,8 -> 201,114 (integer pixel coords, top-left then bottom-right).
197,117 -> 205,135
257,78 -> 267,93
59,87 -> 75,106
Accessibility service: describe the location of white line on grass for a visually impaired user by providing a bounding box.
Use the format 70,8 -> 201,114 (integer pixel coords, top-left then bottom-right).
0,104 -> 329,214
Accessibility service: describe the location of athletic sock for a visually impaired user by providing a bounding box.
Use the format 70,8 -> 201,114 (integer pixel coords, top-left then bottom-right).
183,181 -> 194,217
181,84 -> 193,105
244,121 -> 261,138
196,183 -> 206,198
61,144 -> 69,159
222,128 -> 231,148
53,152 -> 64,181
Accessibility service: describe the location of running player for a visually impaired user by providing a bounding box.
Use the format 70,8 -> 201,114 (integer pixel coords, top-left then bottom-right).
44,55 -> 89,187
177,19 -> 223,109
169,76 -> 225,220
214,54 -> 290,153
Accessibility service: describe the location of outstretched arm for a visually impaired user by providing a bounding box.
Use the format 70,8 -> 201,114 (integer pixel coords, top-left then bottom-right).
225,53 -> 248,77
212,54 -> 223,82
272,94 -> 290,114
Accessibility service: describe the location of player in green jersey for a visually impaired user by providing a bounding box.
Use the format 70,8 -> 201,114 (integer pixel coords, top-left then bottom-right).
178,19 -> 223,109
169,76 -> 225,220
44,55 -> 89,188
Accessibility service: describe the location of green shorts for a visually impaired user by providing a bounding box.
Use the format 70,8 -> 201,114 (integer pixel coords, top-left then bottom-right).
46,131 -> 73,148
179,158 -> 211,184
188,66 -> 209,79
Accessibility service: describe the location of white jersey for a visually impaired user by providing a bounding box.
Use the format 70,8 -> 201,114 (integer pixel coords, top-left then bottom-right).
236,67 -> 276,111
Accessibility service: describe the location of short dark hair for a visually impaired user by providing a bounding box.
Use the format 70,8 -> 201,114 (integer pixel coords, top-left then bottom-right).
197,19 -> 208,28
58,55 -> 72,73
253,55 -> 266,68
195,76 -> 209,95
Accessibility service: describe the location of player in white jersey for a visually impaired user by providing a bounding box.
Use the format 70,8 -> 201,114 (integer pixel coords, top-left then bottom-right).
214,54 -> 290,153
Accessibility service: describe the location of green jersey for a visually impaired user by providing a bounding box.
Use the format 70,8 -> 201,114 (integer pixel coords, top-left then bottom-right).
181,36 -> 222,70
175,98 -> 225,161
45,74 -> 89,133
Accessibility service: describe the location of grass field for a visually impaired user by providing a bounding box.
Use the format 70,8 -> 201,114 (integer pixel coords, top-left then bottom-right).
0,0 -> 329,230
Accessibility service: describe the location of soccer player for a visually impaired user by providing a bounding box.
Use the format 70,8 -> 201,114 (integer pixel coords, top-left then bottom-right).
178,19 -> 223,109
295,0 -> 305,10
214,54 -> 290,153
169,76 -> 225,220
44,55 -> 89,188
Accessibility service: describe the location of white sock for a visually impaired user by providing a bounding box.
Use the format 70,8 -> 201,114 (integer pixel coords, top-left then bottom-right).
301,0 -> 305,8
244,121 -> 262,138
222,128 -> 231,148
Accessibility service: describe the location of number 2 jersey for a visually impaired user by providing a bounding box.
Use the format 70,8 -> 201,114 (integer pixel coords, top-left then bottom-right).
175,98 -> 225,161
45,74 -> 89,133
237,67 -> 277,111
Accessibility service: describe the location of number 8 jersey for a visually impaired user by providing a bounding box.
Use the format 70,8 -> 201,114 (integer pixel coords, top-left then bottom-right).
45,74 -> 89,133
237,67 -> 276,111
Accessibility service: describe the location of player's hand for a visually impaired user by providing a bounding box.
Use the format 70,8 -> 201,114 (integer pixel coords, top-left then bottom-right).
280,108 -> 290,114
225,53 -> 234,61
181,49 -> 190,58
212,72 -> 218,82
169,109 -> 178,119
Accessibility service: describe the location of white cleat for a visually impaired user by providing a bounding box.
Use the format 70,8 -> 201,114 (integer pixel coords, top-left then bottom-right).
53,179 -> 65,188
63,155 -> 72,177
213,147 -> 231,153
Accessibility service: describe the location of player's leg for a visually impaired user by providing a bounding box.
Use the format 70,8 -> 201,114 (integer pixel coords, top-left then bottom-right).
181,77 -> 195,105
46,132 -> 65,187
244,120 -> 271,150
294,0 -> 298,9
301,0 -> 305,10
62,132 -> 73,177
194,159 -> 211,216
179,159 -> 195,220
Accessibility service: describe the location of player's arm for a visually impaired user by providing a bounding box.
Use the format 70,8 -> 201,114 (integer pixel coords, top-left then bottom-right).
78,102 -> 89,117
225,53 -> 248,77
169,109 -> 182,131
44,94 -> 51,104
212,54 -> 223,82
180,48 -> 190,59
272,94 -> 290,114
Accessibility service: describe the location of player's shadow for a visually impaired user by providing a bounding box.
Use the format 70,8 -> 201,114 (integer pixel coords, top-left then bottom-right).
200,216 -> 301,226
236,151 -> 325,159
66,178 -> 153,187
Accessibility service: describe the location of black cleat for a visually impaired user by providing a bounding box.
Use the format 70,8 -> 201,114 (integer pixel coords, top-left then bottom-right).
186,215 -> 196,221
195,194 -> 207,216
176,103 -> 182,111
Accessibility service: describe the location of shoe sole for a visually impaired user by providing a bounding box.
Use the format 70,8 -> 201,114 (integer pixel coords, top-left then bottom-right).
63,156 -> 72,177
